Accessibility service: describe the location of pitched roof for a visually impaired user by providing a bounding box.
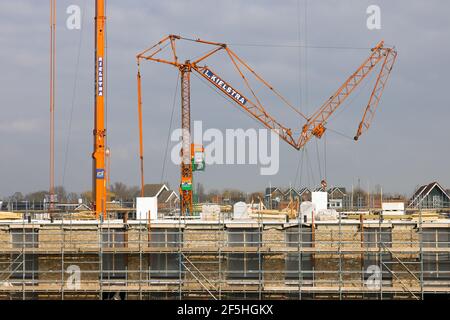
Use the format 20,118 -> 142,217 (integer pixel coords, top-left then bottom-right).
298,187 -> 311,195
328,187 -> 347,196
265,187 -> 281,197
159,190 -> 179,202
74,204 -> 91,211
410,185 -> 427,203
409,181 -> 450,207
284,187 -> 311,196
284,187 -> 302,197
143,184 -> 169,198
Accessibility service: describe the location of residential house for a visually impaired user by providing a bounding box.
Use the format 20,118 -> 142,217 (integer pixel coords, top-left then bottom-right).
265,187 -> 312,209
408,182 -> 450,209
264,187 -> 284,209
328,187 -> 351,209
158,189 -> 180,211
143,184 -> 169,198
143,184 -> 179,211
297,187 -> 312,202
313,186 -> 326,192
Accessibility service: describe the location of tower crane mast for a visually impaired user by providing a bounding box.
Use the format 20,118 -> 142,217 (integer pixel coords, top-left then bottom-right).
136,35 -> 397,215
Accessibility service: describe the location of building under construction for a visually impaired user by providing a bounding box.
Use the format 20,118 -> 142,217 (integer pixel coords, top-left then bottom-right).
3,0 -> 448,302
0,207 -> 449,300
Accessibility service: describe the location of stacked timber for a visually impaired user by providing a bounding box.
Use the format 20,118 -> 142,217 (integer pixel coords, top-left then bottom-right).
248,210 -> 288,222
282,198 -> 299,220
194,204 -> 232,213
0,212 -> 23,220
56,211 -> 97,220
242,199 -> 290,222
410,212 -> 442,222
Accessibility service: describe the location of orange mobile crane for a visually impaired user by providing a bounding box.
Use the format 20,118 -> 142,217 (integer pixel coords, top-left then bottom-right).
92,0 -> 107,219
136,35 -> 397,215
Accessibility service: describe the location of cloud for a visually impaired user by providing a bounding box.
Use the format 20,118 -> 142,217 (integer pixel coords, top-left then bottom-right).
0,0 -> 449,196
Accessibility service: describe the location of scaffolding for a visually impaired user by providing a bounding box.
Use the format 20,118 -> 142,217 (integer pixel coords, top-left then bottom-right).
0,209 -> 449,300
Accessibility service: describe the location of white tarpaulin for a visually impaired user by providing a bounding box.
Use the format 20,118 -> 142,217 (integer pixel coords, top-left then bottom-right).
312,192 -> 328,211
200,204 -> 221,220
300,201 -> 316,223
136,197 -> 158,221
382,202 -> 405,216
233,202 -> 249,220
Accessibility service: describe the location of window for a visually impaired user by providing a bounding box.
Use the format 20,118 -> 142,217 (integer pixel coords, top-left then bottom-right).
438,229 -> 450,248
101,229 -> 126,280
422,229 -> 437,248
432,195 -> 442,208
423,253 -> 450,281
422,228 -> 450,248
11,229 -> 38,248
149,228 -> 182,248
329,200 -> 343,209
420,229 -> 450,281
10,229 -> 38,280
227,229 -> 261,280
149,229 -> 183,279
285,227 -> 313,280
102,229 -> 125,248
228,228 -> 260,247
363,228 -> 392,248
149,254 -> 181,279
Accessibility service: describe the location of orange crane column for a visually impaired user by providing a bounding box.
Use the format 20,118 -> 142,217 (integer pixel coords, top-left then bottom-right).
93,0 -> 107,219
180,63 -> 193,215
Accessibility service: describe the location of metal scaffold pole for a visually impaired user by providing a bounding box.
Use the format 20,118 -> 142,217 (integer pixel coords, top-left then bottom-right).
419,204 -> 424,300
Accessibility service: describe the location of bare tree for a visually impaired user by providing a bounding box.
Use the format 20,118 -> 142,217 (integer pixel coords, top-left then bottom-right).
353,187 -> 367,209
196,183 -> 206,202
248,192 -> 264,202
110,182 -> 140,201
128,186 -> 141,199
81,191 -> 93,203
222,189 -> 246,204
110,182 -> 129,200
67,192 -> 80,203
54,186 -> 67,202
9,192 -> 24,201
25,191 -> 48,202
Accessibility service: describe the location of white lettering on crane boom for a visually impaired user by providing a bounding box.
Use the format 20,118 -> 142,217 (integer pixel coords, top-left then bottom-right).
202,68 -> 247,105
98,57 -> 104,97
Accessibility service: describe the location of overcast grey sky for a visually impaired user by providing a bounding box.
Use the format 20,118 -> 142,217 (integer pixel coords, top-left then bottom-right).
0,0 -> 449,197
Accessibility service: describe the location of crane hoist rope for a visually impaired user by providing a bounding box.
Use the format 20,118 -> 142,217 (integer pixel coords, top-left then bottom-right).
136,35 -> 398,215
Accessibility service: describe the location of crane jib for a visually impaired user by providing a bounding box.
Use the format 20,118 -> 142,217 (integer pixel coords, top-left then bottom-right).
202,68 -> 247,105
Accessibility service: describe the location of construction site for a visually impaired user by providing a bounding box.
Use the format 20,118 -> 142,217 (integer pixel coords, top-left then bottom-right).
1,1 -> 449,301
0,205 -> 449,300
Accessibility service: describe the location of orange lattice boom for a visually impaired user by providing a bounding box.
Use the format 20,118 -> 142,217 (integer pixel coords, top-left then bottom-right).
136,35 -> 397,214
